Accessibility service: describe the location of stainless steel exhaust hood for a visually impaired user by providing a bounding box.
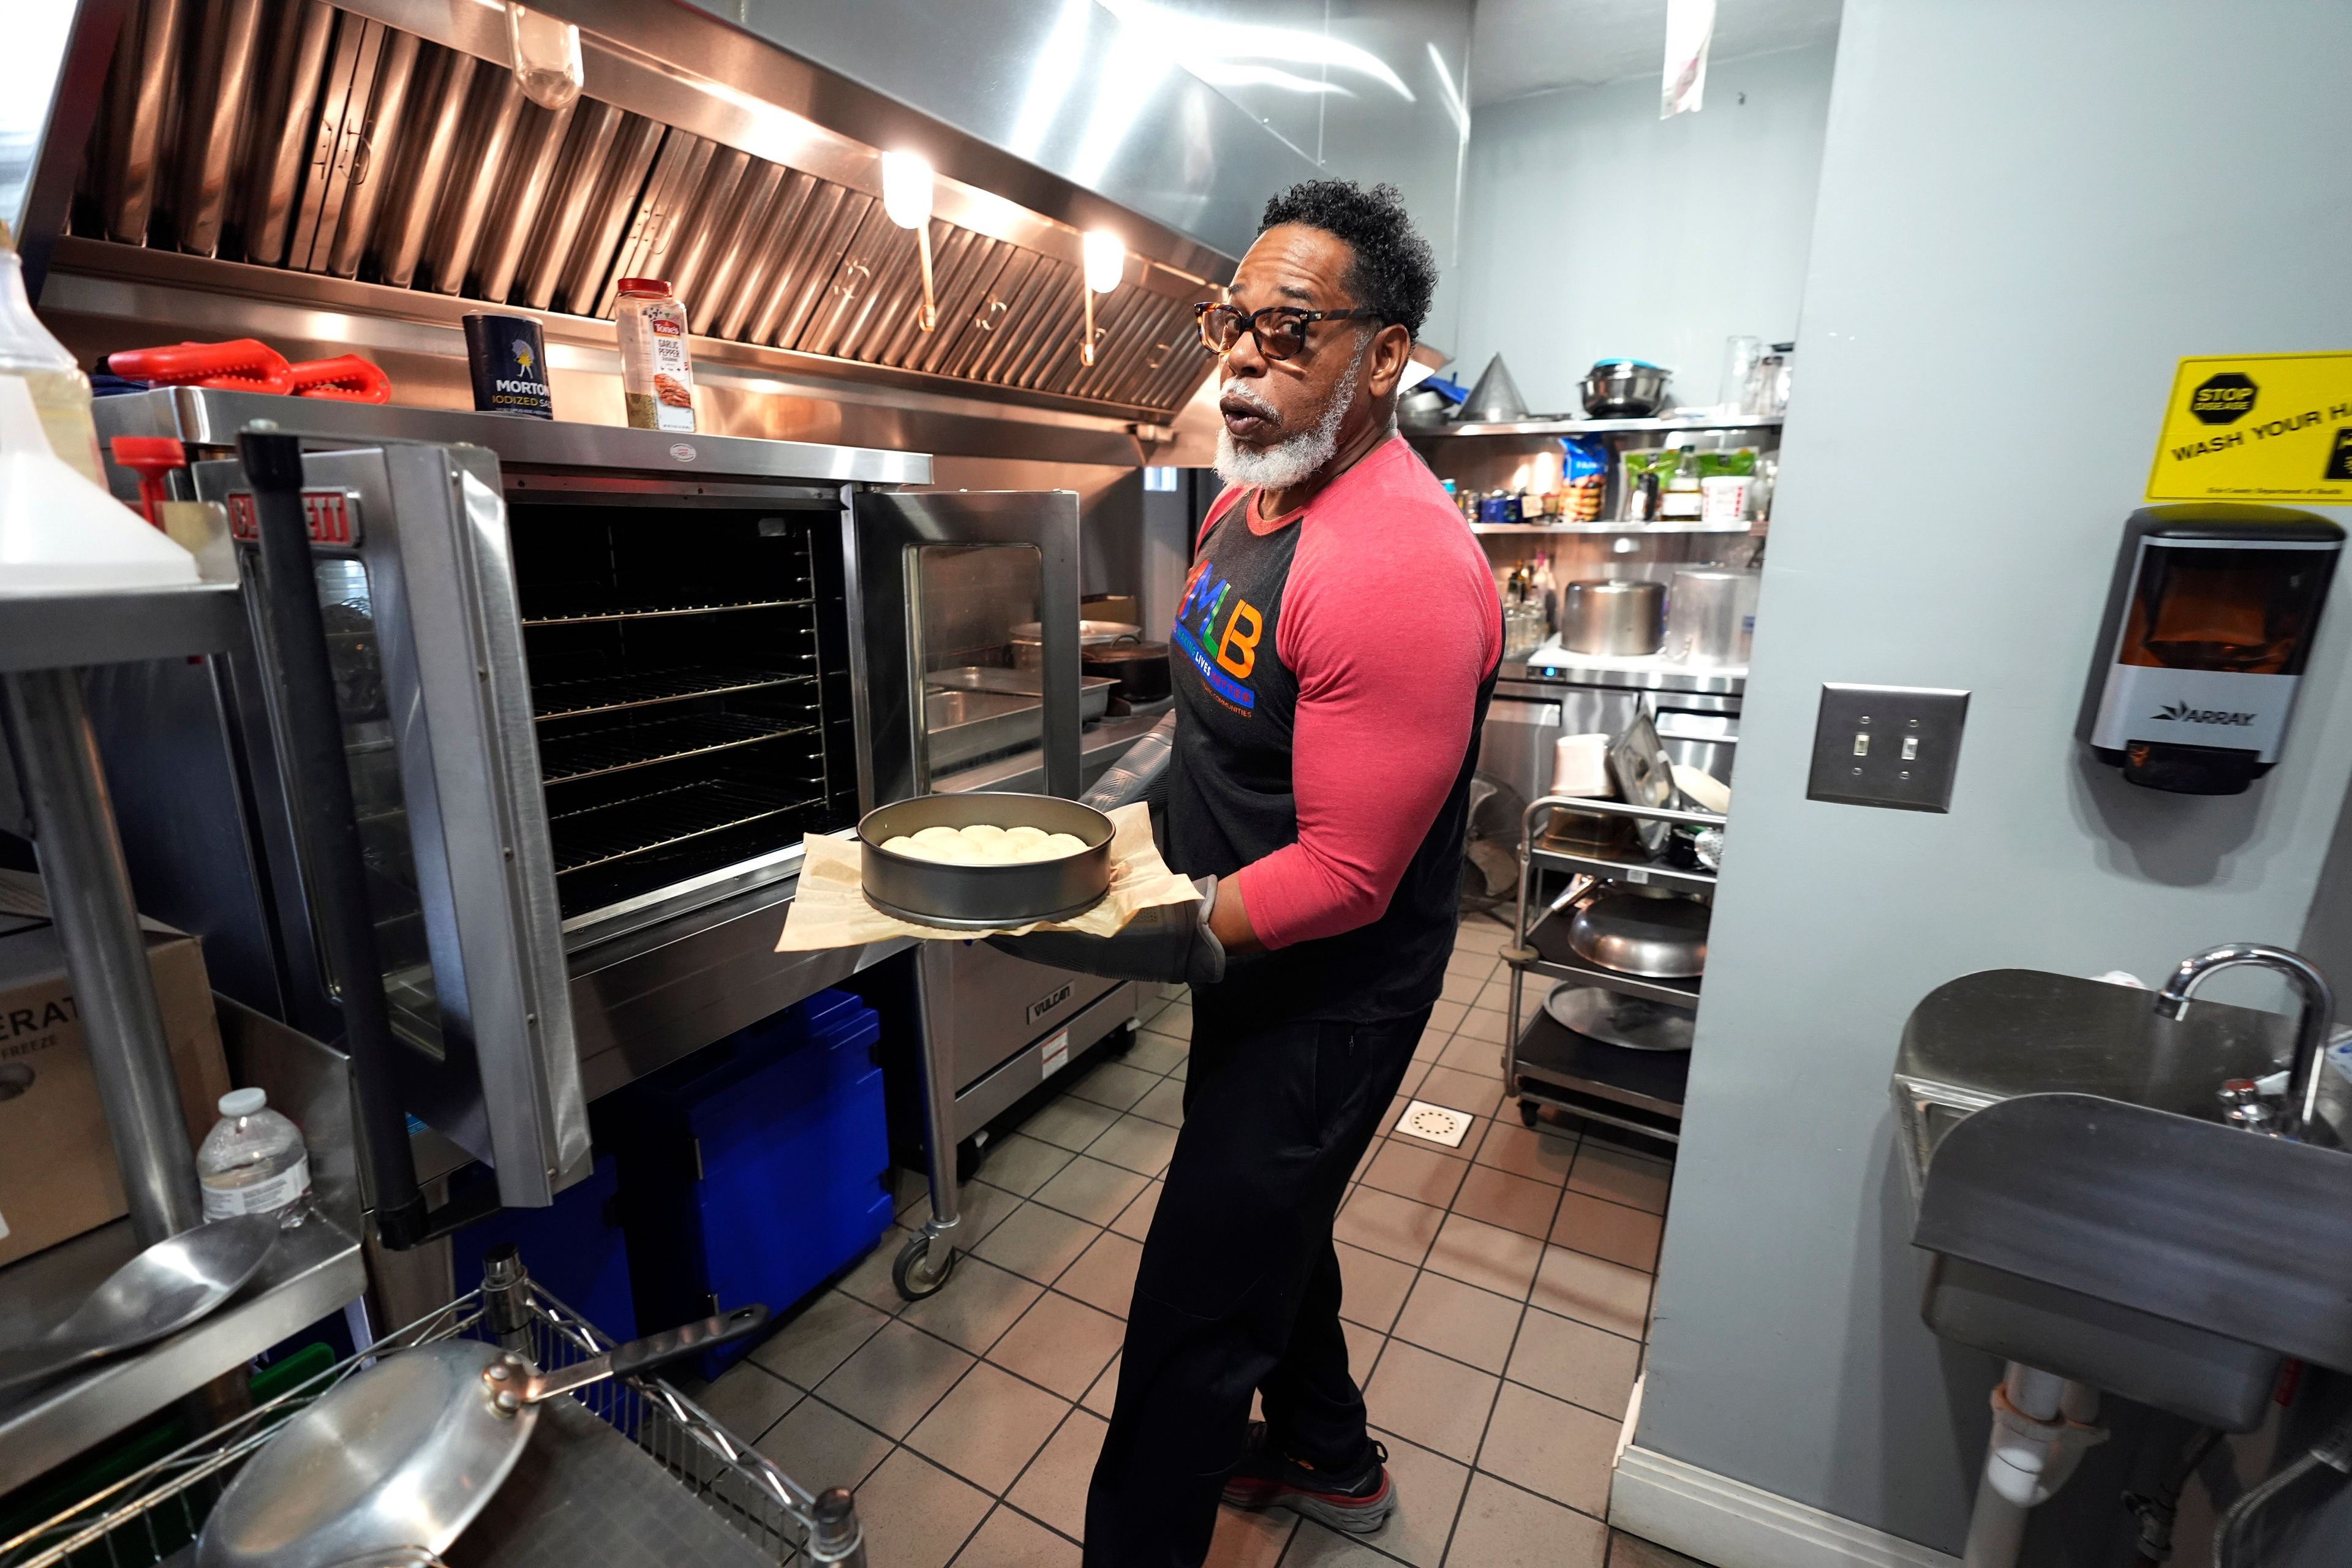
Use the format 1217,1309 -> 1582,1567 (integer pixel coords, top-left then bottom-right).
50,0 -> 1229,421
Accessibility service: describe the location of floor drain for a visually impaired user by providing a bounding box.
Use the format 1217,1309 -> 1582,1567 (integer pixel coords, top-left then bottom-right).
1395,1099 -> 1472,1148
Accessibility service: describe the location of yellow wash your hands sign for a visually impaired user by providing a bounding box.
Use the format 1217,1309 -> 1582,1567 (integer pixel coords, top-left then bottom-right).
2146,352 -> 2352,504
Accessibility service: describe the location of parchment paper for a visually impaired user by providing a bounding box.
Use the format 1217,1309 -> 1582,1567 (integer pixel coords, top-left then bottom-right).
776,802 -> 1197,951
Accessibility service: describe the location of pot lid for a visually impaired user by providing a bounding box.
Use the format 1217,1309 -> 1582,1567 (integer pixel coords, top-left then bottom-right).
1590,358 -> 1665,371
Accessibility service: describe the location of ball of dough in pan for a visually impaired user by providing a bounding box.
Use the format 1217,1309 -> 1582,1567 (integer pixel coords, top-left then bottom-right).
1002,824 -> 1050,848
963,823 -> 1009,843
911,824 -> 963,849
1038,832 -> 1089,859
881,835 -> 921,856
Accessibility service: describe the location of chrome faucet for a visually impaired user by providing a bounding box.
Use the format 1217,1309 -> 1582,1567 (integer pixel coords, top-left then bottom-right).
2153,944 -> 2336,1141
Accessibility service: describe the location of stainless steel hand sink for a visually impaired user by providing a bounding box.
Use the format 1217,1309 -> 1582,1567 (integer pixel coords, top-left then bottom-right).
1895,967 -> 2352,1430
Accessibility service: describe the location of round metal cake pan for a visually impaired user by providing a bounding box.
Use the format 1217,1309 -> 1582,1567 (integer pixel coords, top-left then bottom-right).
858,792 -> 1114,929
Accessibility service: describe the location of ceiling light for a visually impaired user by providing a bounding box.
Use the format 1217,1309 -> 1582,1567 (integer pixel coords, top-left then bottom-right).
880,151 -> 934,228
1082,230 -> 1124,294
1079,231 -> 1124,368
505,4 -> 582,112
880,151 -> 939,331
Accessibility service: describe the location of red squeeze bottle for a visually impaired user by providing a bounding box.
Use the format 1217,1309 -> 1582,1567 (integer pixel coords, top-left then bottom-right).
108,435 -> 186,529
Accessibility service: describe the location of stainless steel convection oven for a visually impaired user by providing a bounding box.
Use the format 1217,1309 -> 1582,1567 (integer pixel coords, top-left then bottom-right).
85,390 -> 1120,1221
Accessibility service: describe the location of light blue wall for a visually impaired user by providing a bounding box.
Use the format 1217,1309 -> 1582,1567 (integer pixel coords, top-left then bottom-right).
1439,42 -> 1836,412
1638,1 -> 2352,1557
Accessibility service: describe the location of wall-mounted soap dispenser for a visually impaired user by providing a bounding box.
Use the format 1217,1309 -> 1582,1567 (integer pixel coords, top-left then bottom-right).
2082,505 -> 2343,794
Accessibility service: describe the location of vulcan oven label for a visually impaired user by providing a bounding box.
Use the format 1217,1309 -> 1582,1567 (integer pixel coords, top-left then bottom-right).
2090,666 -> 2296,761
2147,352 -> 2352,503
1027,982 -> 1073,1025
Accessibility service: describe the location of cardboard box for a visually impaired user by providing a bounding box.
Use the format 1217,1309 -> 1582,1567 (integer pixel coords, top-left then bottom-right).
0,870 -> 230,1265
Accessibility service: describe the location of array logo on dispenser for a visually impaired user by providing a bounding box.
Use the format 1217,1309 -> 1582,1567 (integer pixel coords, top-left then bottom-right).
2151,701 -> 2258,728
2147,352 -> 2352,503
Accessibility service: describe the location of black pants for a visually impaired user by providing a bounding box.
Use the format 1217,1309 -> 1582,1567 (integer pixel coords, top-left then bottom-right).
1082,999 -> 1430,1567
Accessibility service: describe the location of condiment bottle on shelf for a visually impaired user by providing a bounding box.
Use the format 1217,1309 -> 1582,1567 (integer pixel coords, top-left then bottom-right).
1532,552 -> 1558,630
1660,447 -> 1703,520
615,277 -> 697,433
0,221 -> 104,486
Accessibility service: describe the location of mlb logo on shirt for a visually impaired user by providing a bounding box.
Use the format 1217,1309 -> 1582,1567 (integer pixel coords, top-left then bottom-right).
1173,558 -> 1265,711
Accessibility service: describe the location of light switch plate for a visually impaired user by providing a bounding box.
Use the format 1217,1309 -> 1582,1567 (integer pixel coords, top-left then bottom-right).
1806,684 -> 1970,812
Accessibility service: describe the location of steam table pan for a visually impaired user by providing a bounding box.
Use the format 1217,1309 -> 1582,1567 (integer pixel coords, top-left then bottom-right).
858,791 -> 1113,929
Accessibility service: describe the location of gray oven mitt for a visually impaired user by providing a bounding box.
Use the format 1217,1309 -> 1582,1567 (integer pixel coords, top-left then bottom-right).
1082,710 -> 1177,814
987,873 -> 1226,988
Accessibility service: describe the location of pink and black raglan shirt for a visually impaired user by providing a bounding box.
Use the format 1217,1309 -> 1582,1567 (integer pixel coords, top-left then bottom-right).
1167,435 -> 1503,1026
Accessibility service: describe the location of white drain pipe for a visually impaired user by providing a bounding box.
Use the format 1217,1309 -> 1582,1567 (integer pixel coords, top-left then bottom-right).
1962,1363 -> 2107,1568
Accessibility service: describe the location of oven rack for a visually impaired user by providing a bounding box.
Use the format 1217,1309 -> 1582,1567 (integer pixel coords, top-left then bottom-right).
521,595 -> 815,628
549,779 -> 826,877
537,711 -> 821,785
530,663 -> 819,721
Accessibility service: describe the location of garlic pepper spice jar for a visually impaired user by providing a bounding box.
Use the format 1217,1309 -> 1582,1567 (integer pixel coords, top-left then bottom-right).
615,277 -> 696,432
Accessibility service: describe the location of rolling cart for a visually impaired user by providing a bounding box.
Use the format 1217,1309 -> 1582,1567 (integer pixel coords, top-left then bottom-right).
0,1250 -> 867,1568
1501,793 -> 1725,1147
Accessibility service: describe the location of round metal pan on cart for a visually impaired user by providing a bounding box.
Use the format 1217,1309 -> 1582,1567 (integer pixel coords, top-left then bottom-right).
858,791 -> 1114,929
1544,984 -> 1696,1052
197,1306 -> 770,1568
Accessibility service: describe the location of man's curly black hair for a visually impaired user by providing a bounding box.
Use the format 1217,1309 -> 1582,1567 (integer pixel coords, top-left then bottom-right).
1257,179 -> 1438,341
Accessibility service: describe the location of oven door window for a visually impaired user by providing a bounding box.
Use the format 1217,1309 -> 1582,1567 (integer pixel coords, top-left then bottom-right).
917,543 -> 1044,785
311,556 -> 448,1056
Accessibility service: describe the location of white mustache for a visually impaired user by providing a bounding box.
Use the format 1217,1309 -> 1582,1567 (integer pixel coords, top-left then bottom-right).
1219,381 -> 1278,420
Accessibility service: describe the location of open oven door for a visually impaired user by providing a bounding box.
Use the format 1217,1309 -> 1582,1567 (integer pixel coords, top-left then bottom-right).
845,488 -> 1139,1169
845,489 -> 1087,807
197,441 -> 587,1209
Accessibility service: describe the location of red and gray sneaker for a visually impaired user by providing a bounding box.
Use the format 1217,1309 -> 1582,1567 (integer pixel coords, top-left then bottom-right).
1220,1420 -> 1395,1534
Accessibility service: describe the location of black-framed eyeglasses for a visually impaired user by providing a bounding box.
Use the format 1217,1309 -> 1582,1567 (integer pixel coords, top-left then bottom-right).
1194,301 -> 1387,361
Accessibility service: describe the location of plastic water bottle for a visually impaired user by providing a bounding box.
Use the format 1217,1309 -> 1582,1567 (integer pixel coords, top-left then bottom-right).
197,1088 -> 311,1224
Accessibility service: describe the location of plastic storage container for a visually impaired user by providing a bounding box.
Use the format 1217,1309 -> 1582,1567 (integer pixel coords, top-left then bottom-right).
197,1088 -> 311,1221
450,1152 -> 635,1342
0,224 -> 104,487
0,377 -> 198,595
612,990 -> 889,1379
614,277 -> 696,433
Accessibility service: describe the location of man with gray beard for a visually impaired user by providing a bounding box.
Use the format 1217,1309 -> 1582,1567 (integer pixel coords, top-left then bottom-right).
998,181 -> 1500,1567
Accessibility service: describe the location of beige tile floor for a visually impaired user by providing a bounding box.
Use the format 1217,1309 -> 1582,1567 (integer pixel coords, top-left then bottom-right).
692,914 -> 1701,1568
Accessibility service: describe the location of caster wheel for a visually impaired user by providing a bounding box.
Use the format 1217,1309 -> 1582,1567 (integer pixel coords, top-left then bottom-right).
954,1136 -> 983,1186
1104,1024 -> 1137,1057
892,1231 -> 957,1300
1518,1098 -> 1541,1128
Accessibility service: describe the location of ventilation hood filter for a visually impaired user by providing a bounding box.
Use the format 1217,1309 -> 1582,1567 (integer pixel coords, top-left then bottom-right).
62,0 -> 1224,420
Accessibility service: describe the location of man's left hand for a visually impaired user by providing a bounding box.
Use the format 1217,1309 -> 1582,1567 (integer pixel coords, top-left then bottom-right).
986,875 -> 1226,987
